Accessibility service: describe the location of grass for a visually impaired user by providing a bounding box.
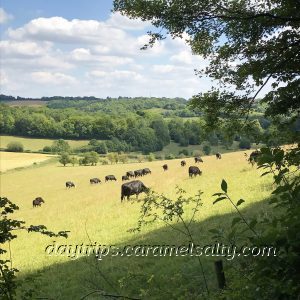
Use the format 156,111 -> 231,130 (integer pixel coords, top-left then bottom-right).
0,135 -> 89,152
0,151 -> 55,172
0,149 -> 275,298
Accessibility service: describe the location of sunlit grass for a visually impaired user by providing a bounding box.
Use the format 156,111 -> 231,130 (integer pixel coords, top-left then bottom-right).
0,149 -> 273,298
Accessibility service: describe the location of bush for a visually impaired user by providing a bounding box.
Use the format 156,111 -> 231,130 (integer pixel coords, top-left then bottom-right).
178,149 -> 189,156
165,153 -> 175,160
43,146 -> 52,152
202,144 -> 211,155
7,141 -> 24,152
193,150 -> 202,157
155,153 -> 165,160
239,138 -> 251,149
147,153 -> 155,162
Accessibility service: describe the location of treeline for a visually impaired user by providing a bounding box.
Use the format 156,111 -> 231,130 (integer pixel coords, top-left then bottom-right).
1,104 -> 296,154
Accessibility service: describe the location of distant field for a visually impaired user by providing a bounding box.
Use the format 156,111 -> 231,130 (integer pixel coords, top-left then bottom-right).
0,151 -> 54,172
0,149 -> 274,299
2,100 -> 47,107
0,135 -> 89,151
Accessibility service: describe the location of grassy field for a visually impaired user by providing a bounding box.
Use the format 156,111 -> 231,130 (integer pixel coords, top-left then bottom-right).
0,150 -> 274,299
0,151 -> 55,172
0,135 -> 89,151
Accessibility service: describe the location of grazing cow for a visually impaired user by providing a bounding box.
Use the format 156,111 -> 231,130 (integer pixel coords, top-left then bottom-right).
189,166 -> 202,178
194,157 -> 203,163
142,168 -> 151,175
122,175 -> 129,181
33,197 -> 45,207
134,169 -> 144,178
216,152 -> 222,159
121,180 -> 149,202
90,178 -> 101,184
105,175 -> 117,182
66,181 -> 75,188
126,171 -> 135,178
248,150 -> 261,166
162,164 -> 168,171
181,160 -> 186,167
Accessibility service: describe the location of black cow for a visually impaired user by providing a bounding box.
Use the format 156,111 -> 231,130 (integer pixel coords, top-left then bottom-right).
105,175 -> 117,182
121,180 -> 149,202
33,197 -> 45,207
249,150 -> 261,166
90,178 -> 101,184
181,160 -> 186,167
194,157 -> 203,163
189,166 -> 202,178
142,168 -> 151,175
122,175 -> 129,181
216,152 -> 222,159
126,171 -> 135,178
134,169 -> 144,177
66,181 -> 75,188
162,164 -> 168,171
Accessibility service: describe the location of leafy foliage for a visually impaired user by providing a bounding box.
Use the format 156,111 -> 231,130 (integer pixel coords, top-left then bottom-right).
211,145 -> 300,299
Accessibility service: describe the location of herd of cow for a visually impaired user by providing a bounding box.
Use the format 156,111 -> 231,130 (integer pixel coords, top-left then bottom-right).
32,153 -> 223,207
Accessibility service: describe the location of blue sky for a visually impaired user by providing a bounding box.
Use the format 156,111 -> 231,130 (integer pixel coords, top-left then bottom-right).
0,0 -> 212,98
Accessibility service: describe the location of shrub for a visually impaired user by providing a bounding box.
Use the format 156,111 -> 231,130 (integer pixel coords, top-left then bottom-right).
42,146 -> 52,152
165,153 -> 175,160
7,141 -> 24,152
178,149 -> 189,156
202,144 -> 211,155
239,138 -> 251,149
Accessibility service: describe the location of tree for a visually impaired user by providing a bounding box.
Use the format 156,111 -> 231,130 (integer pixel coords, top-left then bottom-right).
107,152 -> 118,164
202,144 -> 211,155
6,141 -> 24,152
239,137 -> 251,149
59,152 -> 70,166
114,0 -> 300,129
51,139 -> 70,154
119,153 -> 129,164
69,156 -> 78,166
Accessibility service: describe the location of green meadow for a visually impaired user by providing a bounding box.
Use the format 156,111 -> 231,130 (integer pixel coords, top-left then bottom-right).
0,150 -> 274,299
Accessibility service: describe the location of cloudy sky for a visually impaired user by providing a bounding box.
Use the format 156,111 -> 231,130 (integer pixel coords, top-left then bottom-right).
0,0 -> 213,99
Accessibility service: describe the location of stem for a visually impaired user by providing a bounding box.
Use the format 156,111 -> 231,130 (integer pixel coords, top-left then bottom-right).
179,215 -> 210,295
225,194 -> 259,238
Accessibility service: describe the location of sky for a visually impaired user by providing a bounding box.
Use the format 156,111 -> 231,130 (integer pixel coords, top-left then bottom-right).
0,0 -> 213,98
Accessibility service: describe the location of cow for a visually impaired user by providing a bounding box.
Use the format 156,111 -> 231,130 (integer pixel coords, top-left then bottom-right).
33,197 -> 45,207
142,168 -> 151,175
194,157 -> 203,163
162,164 -> 168,171
105,175 -> 117,182
216,152 -> 222,159
66,181 -> 75,188
122,175 -> 129,181
181,160 -> 186,167
189,166 -> 202,178
90,178 -> 101,184
134,169 -> 144,178
121,180 -> 149,202
248,150 -> 261,166
126,171 -> 135,178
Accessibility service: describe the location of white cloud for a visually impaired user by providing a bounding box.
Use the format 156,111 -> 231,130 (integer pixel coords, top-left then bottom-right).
31,72 -> 77,85
0,13 -> 213,98
0,8 -> 13,24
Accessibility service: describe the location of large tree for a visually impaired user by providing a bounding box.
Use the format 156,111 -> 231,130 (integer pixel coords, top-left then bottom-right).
113,0 -> 300,132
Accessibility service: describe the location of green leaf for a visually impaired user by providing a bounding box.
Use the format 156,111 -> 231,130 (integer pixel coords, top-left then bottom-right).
213,196 -> 227,205
236,199 -> 245,206
261,171 -> 270,177
221,179 -> 227,193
